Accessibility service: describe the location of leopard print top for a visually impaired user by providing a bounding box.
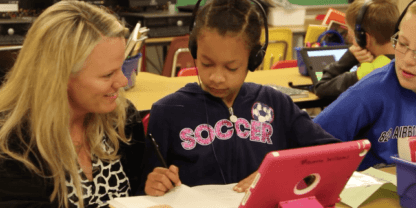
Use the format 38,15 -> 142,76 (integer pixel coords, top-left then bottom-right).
66,141 -> 130,207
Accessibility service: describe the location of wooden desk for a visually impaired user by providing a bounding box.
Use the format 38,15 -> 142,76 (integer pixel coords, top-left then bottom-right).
124,68 -> 333,112
144,37 -> 174,46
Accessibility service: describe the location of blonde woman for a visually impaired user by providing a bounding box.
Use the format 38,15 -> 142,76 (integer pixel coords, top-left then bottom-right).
0,1 -> 145,208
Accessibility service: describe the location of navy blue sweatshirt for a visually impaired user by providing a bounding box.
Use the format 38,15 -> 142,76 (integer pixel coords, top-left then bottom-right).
140,82 -> 339,193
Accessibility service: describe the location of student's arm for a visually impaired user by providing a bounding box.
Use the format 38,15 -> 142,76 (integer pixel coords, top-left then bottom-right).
313,86 -> 376,142
314,49 -> 360,98
286,98 -> 341,147
0,158 -> 57,208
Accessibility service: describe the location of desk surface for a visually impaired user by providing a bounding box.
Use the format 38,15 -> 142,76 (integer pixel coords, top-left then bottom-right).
124,68 -> 321,112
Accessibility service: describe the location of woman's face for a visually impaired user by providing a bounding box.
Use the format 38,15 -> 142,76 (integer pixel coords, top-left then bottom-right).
196,28 -> 250,107
67,37 -> 128,116
395,12 -> 416,92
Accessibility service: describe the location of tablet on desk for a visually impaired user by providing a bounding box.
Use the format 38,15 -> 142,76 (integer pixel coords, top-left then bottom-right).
300,46 -> 358,86
239,139 -> 371,208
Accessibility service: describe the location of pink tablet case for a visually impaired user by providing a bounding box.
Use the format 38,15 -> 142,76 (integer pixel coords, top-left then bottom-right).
239,139 -> 371,208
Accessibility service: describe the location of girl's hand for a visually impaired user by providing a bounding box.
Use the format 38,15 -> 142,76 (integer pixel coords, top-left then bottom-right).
233,171 -> 258,193
144,165 -> 182,196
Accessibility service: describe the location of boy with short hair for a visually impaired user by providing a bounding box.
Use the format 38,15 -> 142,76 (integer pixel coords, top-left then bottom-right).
314,0 -> 416,171
314,0 -> 399,99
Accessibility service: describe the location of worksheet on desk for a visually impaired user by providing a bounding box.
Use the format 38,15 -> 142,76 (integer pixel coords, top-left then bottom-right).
339,168 -> 397,208
108,183 -> 245,208
192,183 -> 245,207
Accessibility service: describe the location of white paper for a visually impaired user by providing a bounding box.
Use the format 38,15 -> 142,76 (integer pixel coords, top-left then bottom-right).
343,171 -> 384,188
192,183 -> 245,207
398,137 -> 416,162
339,168 -> 397,208
108,183 -> 245,208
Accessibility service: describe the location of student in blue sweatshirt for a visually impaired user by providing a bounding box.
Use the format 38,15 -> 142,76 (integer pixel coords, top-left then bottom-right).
314,0 -> 416,171
141,0 -> 339,196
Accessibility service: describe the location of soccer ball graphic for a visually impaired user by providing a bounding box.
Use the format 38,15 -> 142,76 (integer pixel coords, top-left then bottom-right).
252,102 -> 274,123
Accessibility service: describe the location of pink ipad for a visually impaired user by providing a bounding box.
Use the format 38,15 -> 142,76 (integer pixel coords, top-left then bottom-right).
239,139 -> 371,208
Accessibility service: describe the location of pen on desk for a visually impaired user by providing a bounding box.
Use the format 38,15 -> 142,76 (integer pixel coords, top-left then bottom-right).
147,133 -> 168,168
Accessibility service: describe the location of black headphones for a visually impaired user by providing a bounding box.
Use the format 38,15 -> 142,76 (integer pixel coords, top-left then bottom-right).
394,0 -> 416,34
188,0 -> 269,72
355,0 -> 372,48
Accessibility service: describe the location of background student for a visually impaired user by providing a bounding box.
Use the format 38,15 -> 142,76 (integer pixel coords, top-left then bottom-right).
0,2 -> 146,207
314,0 -> 416,171
314,0 -> 399,99
140,0 -> 339,197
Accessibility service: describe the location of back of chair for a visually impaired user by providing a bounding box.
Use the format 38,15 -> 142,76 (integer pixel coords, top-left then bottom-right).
260,28 -> 293,70
161,35 -> 195,77
271,60 -> 298,69
177,67 -> 198,77
142,113 -> 150,135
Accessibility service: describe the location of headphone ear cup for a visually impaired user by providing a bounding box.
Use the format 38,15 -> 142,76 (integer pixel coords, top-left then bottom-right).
247,44 -> 264,72
355,0 -> 371,48
189,35 -> 197,59
355,29 -> 367,48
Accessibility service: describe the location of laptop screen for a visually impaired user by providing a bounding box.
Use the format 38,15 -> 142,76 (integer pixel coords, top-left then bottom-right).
306,48 -> 348,63
300,46 -> 357,85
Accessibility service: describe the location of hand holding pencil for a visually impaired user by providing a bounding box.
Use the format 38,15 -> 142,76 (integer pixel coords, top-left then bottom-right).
145,133 -> 182,196
145,165 -> 182,196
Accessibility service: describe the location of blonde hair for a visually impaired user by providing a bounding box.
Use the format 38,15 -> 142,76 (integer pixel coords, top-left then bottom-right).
345,0 -> 399,45
0,1 -> 129,208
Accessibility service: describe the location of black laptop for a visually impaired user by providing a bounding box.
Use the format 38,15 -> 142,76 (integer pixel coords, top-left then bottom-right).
299,46 -> 357,86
